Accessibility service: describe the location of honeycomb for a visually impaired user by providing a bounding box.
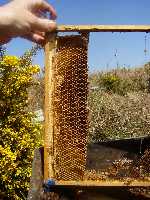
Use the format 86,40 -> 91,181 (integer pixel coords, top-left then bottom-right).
53,35 -> 89,180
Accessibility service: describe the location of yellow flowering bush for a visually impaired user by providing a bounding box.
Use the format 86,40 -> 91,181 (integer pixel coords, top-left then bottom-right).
0,46 -> 42,199
99,73 -> 122,94
1,55 -> 19,66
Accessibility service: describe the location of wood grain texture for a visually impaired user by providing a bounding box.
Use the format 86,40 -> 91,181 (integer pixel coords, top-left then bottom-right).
44,33 -> 57,180
56,25 -> 150,32
56,179 -> 150,187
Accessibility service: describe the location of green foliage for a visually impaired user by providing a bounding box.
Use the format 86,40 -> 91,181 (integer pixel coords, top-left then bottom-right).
0,46 -> 42,199
100,73 -> 120,91
98,73 -> 128,95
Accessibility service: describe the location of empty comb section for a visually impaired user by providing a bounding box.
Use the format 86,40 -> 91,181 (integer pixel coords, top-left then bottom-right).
53,35 -> 89,180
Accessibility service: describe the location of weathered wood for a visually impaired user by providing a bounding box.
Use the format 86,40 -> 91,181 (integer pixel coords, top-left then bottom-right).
44,33 -> 57,180
57,25 -> 150,32
27,148 -> 43,200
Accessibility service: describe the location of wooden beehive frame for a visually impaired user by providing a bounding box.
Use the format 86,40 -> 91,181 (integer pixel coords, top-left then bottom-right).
44,25 -> 150,187
44,32 -> 89,181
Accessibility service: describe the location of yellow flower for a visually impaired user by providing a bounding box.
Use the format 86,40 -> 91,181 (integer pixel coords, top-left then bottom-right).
28,64 -> 40,73
33,65 -> 40,73
1,55 -> 20,66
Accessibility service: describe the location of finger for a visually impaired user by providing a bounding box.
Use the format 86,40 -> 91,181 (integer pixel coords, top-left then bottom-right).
42,1 -> 57,20
31,16 -> 57,32
34,0 -> 57,20
22,32 -> 45,44
35,31 -> 45,37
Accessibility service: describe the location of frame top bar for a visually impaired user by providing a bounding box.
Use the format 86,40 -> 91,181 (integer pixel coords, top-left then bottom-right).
57,25 -> 150,32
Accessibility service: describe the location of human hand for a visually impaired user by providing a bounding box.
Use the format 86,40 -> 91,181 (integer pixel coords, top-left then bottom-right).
0,0 -> 57,44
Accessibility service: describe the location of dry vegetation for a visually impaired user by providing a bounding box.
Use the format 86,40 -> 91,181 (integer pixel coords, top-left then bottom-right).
88,63 -> 150,142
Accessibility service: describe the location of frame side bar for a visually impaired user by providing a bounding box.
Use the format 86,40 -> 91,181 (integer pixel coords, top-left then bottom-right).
44,33 -> 57,180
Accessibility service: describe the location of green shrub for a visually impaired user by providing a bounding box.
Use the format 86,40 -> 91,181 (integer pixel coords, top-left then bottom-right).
0,46 -> 42,199
101,73 -> 120,91
90,65 -> 150,95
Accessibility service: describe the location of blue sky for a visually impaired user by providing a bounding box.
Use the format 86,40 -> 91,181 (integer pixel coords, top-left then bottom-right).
1,0 -> 150,72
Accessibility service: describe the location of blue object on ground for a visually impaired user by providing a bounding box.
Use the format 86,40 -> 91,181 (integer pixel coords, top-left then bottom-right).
47,179 -> 55,186
43,179 -> 55,192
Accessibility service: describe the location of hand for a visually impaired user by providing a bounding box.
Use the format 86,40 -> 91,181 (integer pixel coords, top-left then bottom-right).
0,0 -> 57,44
